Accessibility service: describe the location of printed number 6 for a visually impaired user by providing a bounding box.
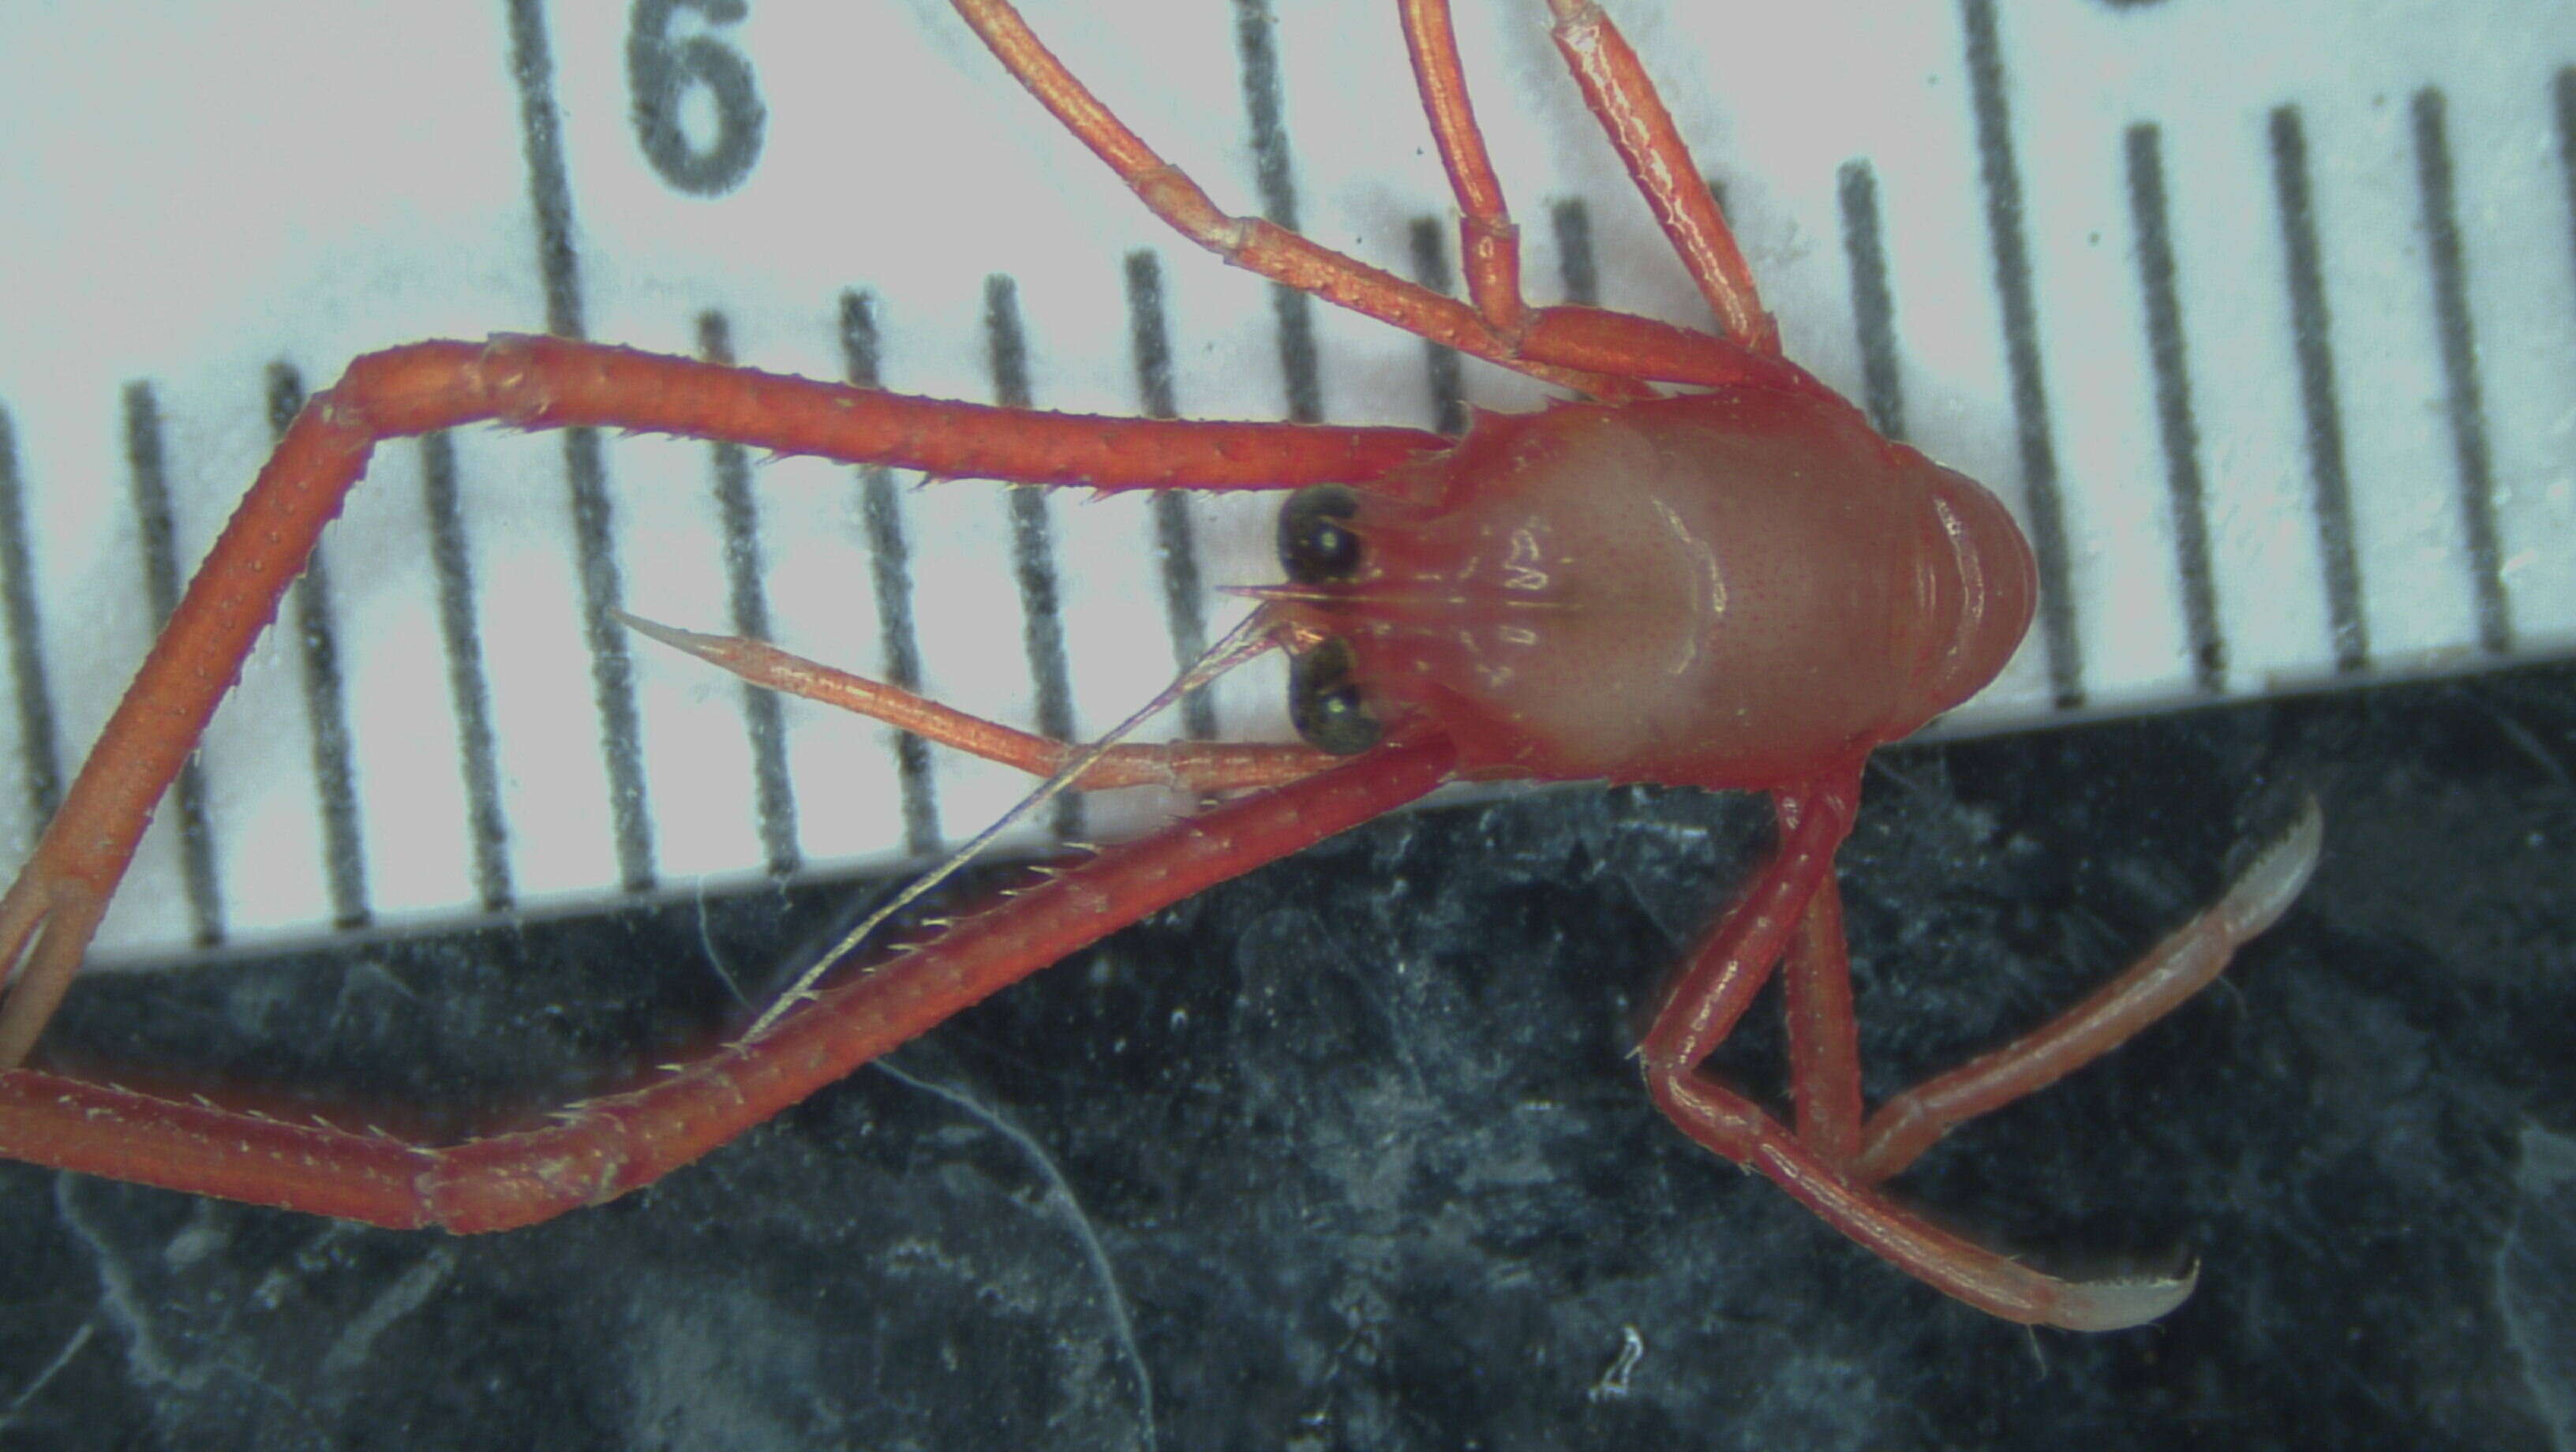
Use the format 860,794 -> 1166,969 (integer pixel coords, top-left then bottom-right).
627,0 -> 767,196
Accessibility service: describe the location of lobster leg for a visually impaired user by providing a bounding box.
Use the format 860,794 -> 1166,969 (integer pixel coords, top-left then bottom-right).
1853,798 -> 2323,1184
0,335 -> 1447,1066
1541,0 -> 1777,351
1398,0 -> 1533,335
0,740 -> 1455,1228
949,0 -> 1781,394
1638,780 -> 2196,1331
1780,872 -> 1865,1165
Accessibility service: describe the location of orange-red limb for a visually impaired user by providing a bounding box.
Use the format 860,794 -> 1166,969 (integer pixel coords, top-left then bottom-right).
1638,780 -> 2191,1331
1398,0 -> 1526,329
1543,0 -> 1778,352
1386,2 -> 1807,395
1854,799 -> 2324,1184
1651,1068 -> 2192,1331
0,335 -> 1449,1068
1635,780 -> 1857,1073
1781,872 -> 1864,1166
431,335 -> 1446,486
1514,306 -> 1802,391
948,0 -> 1784,395
0,0 -> 2294,1338
946,0 -> 1615,395
0,740 -> 1457,1229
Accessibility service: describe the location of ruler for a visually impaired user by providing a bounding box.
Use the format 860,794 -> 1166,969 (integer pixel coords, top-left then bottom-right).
0,0 -> 2568,964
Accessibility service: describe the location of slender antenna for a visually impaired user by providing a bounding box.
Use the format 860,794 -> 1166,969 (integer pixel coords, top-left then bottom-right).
741,606 -> 1284,1041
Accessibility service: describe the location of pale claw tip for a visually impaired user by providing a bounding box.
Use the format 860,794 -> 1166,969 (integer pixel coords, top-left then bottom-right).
2046,1258 -> 2199,1332
2224,795 -> 2325,938
614,610 -> 713,657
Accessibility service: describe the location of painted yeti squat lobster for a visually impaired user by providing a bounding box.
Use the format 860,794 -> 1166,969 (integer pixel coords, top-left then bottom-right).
0,0 -> 2316,1330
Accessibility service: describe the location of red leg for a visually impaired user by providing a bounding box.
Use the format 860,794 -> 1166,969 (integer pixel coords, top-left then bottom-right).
1855,798 -> 2323,1184
1639,779 -> 2195,1330
948,0 -> 1780,393
1781,873 -> 1864,1166
1542,0 -> 1779,352
1650,1073 -> 2192,1331
0,740 -> 1456,1228
1390,2 -> 1829,403
621,614 -> 1336,794
1638,785 -> 1852,1072
0,335 -> 1447,1067
1398,0 -> 1528,331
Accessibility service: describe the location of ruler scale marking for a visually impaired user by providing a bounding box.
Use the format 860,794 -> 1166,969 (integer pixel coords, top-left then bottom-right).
983,276 -> 1084,843
267,364 -> 373,930
2267,105 -> 2372,676
2122,123 -> 2226,695
838,290 -> 942,862
0,405 -> 62,826
1835,161 -> 1909,445
1957,0 -> 2085,711
696,310 -> 800,878
1123,251 -> 1223,745
504,0 -> 655,893
416,429 -> 515,912
118,383 -> 224,946
2408,88 -> 2514,659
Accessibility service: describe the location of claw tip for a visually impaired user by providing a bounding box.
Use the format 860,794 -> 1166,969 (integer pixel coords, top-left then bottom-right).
2047,1257 -> 2199,1332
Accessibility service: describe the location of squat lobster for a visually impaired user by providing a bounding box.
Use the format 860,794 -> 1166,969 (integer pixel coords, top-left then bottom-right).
0,0 -> 2317,1331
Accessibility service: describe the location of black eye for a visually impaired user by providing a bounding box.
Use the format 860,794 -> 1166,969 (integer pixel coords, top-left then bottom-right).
1287,638 -> 1381,755
1278,485 -> 1362,584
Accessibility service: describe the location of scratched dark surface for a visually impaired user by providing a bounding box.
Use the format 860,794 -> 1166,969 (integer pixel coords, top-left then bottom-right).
0,657 -> 2567,1450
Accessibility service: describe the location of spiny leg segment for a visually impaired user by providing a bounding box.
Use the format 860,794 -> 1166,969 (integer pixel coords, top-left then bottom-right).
0,741 -> 1456,1231
949,0 -> 1788,392
1638,788 -> 2323,1330
0,335 -> 1447,1067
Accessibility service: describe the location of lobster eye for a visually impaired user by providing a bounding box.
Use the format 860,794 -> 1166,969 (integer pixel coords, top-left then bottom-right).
1278,485 -> 1363,583
1287,638 -> 1381,755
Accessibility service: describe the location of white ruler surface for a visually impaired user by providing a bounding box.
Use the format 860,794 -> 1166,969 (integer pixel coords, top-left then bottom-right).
0,0 -> 2569,963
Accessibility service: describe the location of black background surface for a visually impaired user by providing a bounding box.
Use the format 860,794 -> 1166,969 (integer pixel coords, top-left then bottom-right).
0,658 -> 2568,1450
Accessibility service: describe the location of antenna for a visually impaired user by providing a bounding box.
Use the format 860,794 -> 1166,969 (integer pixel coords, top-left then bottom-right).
739,605 -> 1286,1042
